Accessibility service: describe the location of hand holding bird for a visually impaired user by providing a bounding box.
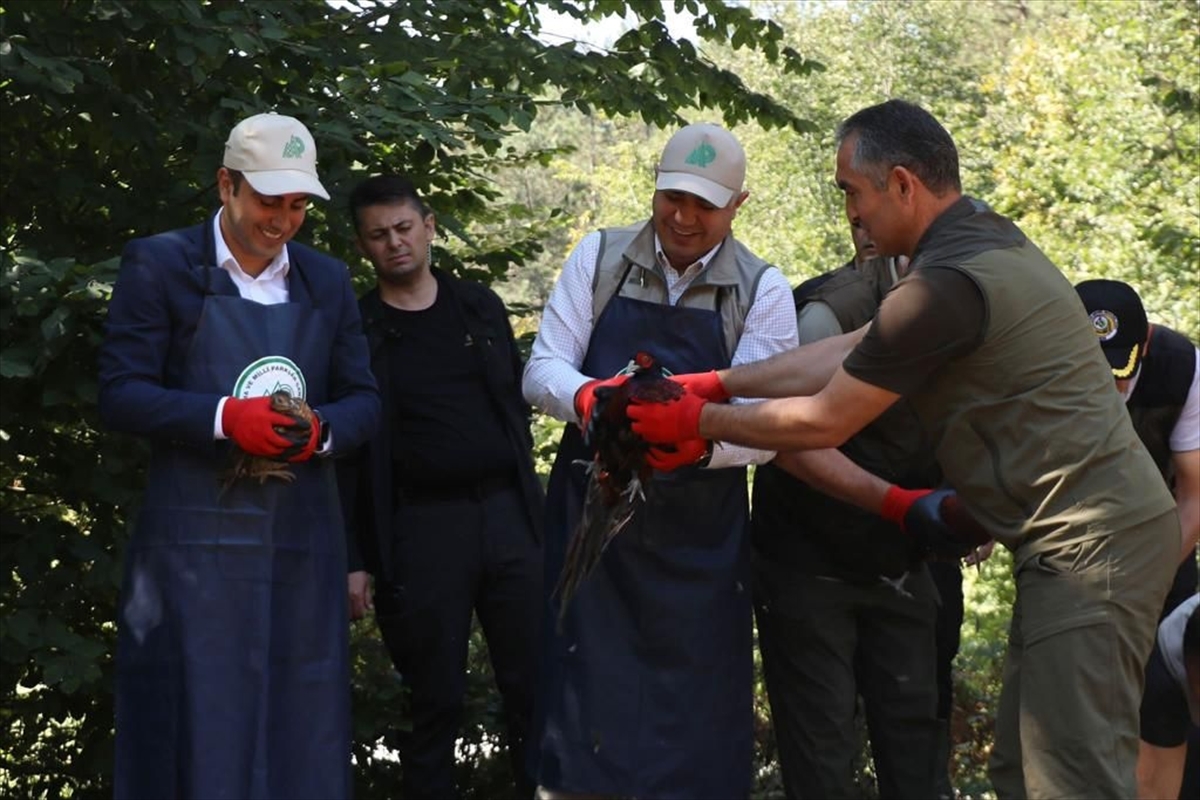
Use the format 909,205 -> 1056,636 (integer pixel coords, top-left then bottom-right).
555,352 -> 707,621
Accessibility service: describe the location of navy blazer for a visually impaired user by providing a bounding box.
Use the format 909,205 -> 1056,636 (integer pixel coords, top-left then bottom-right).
98,211 -> 380,455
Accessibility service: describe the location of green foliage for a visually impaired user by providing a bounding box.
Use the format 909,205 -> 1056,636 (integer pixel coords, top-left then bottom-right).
977,0 -> 1200,339
0,0 -> 812,795
3,0 -> 1197,796
0,250 -> 131,797
953,549 -> 1015,798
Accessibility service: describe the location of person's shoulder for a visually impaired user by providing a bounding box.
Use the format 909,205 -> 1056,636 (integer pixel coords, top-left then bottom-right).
438,269 -> 506,312
588,223 -> 647,261
598,222 -> 645,237
288,239 -> 343,269
726,233 -> 768,263
1153,323 -> 1198,350
127,220 -> 205,253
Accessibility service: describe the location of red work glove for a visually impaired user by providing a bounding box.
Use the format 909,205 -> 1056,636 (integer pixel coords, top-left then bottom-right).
879,485 -> 933,532
626,389 -> 707,444
285,413 -> 321,463
646,439 -> 710,472
674,370 -> 731,402
881,485 -> 990,560
573,374 -> 630,427
221,396 -> 298,457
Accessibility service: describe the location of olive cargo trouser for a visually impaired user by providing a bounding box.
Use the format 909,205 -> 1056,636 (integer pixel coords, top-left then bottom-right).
988,510 -> 1180,799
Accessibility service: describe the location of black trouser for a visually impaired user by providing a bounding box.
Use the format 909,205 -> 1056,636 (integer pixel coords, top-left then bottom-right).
928,560 -> 964,721
754,557 -> 940,799
374,483 -> 542,800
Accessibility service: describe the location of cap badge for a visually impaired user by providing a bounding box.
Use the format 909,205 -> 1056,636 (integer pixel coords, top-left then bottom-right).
1089,309 -> 1119,342
684,139 -> 716,169
281,135 -> 305,159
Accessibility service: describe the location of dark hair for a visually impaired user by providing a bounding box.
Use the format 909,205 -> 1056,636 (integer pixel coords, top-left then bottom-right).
835,99 -> 962,195
226,169 -> 246,195
348,174 -> 431,233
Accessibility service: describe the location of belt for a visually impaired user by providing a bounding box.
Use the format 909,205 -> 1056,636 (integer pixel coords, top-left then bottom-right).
395,473 -> 518,505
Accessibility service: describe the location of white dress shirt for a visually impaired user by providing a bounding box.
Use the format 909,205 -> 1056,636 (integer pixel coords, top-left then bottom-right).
523,228 -> 799,468
212,210 -> 296,440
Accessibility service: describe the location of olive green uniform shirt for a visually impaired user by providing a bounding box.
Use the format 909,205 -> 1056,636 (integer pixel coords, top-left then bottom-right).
844,197 -> 1175,557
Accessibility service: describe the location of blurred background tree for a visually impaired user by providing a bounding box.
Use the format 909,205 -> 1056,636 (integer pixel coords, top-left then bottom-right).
0,1 -> 814,796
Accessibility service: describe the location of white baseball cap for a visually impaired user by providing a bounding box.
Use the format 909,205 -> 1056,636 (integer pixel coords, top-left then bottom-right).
223,113 -> 330,200
655,122 -> 746,208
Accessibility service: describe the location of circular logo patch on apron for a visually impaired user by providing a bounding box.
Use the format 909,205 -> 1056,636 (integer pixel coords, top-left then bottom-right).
231,356 -> 306,399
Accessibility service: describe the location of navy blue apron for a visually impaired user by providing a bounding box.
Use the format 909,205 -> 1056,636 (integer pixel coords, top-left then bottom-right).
536,276 -> 754,799
114,267 -> 351,799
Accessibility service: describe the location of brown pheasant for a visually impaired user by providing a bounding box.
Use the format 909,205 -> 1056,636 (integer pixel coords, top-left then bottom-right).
554,352 -> 684,622
221,390 -> 314,489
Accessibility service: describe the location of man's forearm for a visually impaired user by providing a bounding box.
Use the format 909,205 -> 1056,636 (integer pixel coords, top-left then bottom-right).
1170,450 -> 1199,563
773,448 -> 892,513
698,367 -> 898,452
698,396 -> 847,452
1176,497 -> 1198,563
719,324 -> 868,399
1136,741 -> 1185,800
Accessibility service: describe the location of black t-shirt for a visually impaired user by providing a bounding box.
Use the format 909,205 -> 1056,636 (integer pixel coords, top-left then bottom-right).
381,295 -> 516,487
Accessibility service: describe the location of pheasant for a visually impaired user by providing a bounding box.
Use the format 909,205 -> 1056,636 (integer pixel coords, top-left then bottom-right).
554,351 -> 684,622
220,389 -> 314,490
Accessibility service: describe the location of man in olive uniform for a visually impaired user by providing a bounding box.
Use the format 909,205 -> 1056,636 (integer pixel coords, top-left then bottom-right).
628,100 -> 1179,799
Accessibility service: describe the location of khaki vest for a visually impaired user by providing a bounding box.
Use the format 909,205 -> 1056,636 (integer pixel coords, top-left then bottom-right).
796,256 -> 895,332
591,222 -> 773,362
909,209 -> 1174,555
751,257 -> 941,579
803,258 -> 939,496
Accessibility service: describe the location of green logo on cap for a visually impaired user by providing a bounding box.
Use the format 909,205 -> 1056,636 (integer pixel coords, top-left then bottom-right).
684,140 -> 717,169
281,135 -> 305,159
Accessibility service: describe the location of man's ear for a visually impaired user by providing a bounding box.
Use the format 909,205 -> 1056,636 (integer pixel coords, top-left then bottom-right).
216,167 -> 234,203
891,165 -> 916,200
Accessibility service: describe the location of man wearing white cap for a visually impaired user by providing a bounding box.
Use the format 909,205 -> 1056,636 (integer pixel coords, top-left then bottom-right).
522,123 -> 798,798
99,112 -> 380,799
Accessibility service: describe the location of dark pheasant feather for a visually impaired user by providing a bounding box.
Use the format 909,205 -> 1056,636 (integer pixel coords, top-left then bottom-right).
554,352 -> 683,623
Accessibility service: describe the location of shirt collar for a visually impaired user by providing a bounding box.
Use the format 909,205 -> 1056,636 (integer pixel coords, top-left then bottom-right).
652,232 -> 723,276
912,195 -> 976,258
213,208 -> 291,282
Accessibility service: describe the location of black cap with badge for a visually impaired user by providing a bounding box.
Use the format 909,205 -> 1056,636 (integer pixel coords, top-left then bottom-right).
1074,279 -> 1149,379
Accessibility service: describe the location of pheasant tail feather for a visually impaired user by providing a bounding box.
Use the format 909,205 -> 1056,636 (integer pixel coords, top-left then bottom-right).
553,471 -> 639,627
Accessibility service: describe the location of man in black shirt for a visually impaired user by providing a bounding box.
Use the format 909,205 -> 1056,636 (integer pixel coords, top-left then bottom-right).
339,175 -> 543,799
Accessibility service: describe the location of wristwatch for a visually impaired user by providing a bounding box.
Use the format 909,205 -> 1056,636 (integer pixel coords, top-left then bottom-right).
312,407 -> 330,448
